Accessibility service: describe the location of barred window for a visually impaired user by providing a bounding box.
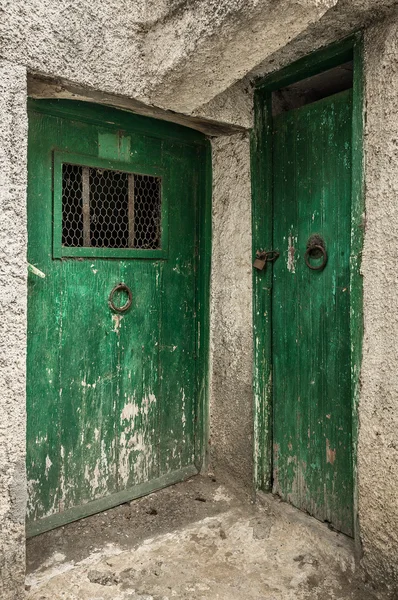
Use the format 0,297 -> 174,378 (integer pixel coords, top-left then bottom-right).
61,164 -> 162,249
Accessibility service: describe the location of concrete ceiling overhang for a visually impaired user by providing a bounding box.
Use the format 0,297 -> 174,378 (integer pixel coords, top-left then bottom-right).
21,0 -> 398,133
140,0 -> 398,115
143,0 -> 339,113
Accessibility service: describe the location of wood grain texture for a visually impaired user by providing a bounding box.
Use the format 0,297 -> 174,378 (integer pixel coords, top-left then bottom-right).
27,101 -> 208,533
251,91 -> 274,491
272,90 -> 354,536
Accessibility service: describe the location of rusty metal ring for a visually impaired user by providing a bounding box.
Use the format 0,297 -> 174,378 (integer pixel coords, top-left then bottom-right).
108,283 -> 132,313
304,245 -> 328,271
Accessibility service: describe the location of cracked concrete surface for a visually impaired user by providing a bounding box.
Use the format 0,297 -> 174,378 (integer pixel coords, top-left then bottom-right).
26,476 -> 377,600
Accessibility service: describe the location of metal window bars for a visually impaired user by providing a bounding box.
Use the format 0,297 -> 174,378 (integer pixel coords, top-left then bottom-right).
62,164 -> 162,250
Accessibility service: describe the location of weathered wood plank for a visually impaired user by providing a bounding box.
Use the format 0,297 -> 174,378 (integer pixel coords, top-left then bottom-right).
118,260 -> 161,489
272,90 -> 354,536
27,102 -> 206,532
58,259 -> 120,510
158,143 -> 198,474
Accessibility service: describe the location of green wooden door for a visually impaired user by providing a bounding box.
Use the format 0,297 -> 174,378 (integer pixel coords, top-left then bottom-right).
27,101 -> 208,536
272,90 -> 353,535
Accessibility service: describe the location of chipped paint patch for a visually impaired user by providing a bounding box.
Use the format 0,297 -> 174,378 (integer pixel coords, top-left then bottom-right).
181,389 -> 186,426
287,233 -> 297,273
112,314 -> 123,333
81,379 -> 96,389
119,429 -> 150,484
45,455 -> 53,477
28,263 -> 46,278
120,401 -> 140,422
326,439 -> 336,465
118,391 -> 157,486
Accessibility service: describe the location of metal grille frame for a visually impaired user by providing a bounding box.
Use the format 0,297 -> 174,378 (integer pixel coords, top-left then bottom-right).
53,152 -> 167,259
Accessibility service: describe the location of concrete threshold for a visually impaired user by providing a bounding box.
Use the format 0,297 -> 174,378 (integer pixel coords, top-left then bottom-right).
26,474 -> 377,599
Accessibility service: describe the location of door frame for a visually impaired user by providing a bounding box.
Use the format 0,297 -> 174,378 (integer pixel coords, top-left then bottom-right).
251,33 -> 364,545
26,99 -> 212,536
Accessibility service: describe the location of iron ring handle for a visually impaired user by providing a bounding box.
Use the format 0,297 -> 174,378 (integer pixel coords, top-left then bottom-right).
304,245 -> 328,271
108,283 -> 132,313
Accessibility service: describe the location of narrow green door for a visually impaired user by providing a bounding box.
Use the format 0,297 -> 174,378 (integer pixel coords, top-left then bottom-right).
272,90 -> 353,535
27,100 -> 207,536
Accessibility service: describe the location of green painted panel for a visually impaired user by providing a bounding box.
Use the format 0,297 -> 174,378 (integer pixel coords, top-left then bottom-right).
158,144 -> 198,474
272,90 -> 354,536
52,151 -> 168,260
117,260 -> 161,488
27,102 -> 208,532
58,259 -> 119,511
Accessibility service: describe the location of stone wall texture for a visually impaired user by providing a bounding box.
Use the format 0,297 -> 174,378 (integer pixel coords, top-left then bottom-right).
0,59 -> 28,600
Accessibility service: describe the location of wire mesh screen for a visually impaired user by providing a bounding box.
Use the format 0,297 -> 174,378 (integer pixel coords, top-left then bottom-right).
90,169 -> 130,248
62,164 -> 84,247
61,164 -> 162,249
134,175 -> 162,249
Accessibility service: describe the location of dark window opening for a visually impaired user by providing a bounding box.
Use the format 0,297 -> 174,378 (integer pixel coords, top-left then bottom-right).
272,61 -> 353,116
61,164 -> 162,250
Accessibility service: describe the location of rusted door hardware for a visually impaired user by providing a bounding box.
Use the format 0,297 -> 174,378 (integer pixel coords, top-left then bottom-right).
304,234 -> 328,271
253,250 -> 280,271
108,283 -> 133,313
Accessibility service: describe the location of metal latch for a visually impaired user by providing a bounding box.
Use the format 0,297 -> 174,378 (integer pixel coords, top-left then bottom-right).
253,250 -> 280,271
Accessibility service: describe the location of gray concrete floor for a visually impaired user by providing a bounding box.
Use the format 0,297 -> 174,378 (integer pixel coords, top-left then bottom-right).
26,474 -> 378,599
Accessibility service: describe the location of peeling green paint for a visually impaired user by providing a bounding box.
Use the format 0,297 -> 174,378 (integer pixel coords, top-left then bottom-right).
26,100 -> 210,536
252,35 -> 364,542
272,90 -> 354,536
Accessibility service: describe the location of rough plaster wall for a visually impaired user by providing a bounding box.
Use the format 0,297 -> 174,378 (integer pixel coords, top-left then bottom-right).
0,1 -> 147,100
145,0 -> 398,114
193,78 -> 254,131
0,60 -> 28,600
0,0 -> 256,129
2,0 -> 397,129
249,0 -> 398,82
146,0 -> 337,112
359,15 -> 398,598
210,134 -> 253,488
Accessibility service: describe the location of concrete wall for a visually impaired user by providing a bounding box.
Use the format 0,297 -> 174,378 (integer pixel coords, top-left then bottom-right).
1,0 -> 396,125
210,134 -> 253,488
359,16 -> 398,597
2,0 -> 398,597
0,60 -> 28,599
208,13 -> 398,597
